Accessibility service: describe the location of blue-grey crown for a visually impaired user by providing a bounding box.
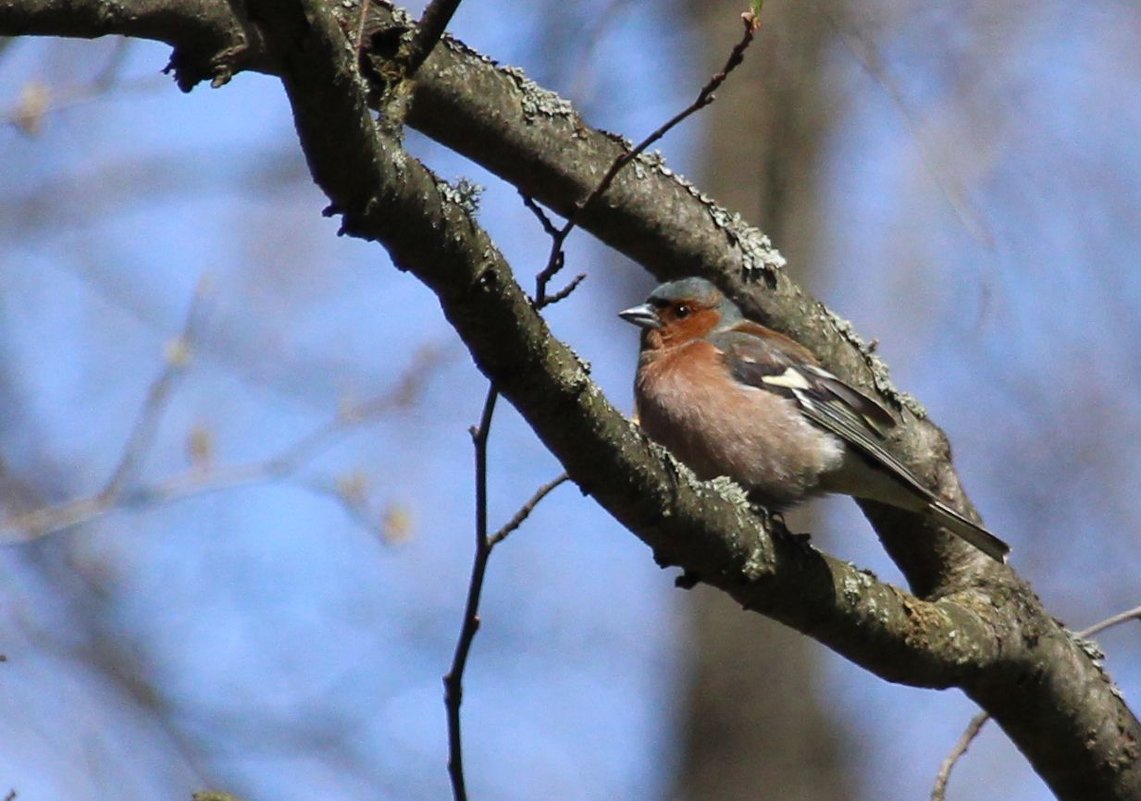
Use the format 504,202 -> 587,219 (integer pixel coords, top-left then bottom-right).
646,277 -> 742,327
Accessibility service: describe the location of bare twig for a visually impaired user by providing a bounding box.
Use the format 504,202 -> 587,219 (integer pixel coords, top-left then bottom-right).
263,345 -> 447,474
565,0 -> 639,102
930,709 -> 989,801
296,474 -> 383,535
101,277 -> 210,500
576,10 -> 761,214
489,473 -> 569,547
532,10 -> 762,306
520,193 -> 560,237
540,273 -> 587,308
92,37 -> 132,89
442,391 -> 569,801
931,604 -> 1141,800
442,12 -> 764,796
1079,604 -> 1141,638
444,385 -> 497,801
0,344 -> 448,544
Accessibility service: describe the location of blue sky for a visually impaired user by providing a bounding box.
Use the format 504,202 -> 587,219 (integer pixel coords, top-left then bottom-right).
1,2 -> 1140,800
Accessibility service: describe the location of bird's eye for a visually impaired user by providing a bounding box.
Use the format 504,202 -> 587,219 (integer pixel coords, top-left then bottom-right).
675,304 -> 692,319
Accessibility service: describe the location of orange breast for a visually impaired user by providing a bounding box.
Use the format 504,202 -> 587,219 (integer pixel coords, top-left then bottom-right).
634,340 -> 843,507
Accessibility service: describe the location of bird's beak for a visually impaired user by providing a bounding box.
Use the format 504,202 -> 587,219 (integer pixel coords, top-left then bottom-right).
618,302 -> 661,330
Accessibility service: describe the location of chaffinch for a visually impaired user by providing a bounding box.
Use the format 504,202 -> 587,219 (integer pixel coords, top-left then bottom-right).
619,277 -> 1009,563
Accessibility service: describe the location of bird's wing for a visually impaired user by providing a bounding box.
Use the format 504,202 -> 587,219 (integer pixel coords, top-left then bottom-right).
711,326 -> 1010,562
710,328 -> 934,499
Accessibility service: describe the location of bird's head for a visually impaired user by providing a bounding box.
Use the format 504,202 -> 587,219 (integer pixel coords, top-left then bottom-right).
618,277 -> 741,349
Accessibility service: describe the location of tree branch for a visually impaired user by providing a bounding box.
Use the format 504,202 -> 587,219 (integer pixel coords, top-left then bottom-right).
443,385 -> 497,801
530,10 -> 759,307
3,2 -> 1140,798
0,0 -> 270,89
932,604 -> 1141,801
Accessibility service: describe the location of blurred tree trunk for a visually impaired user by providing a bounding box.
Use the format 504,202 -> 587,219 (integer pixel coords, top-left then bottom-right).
670,3 -> 854,800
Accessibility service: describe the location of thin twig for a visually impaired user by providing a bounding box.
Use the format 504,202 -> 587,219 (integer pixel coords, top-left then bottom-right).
575,10 -> 761,216
263,345 -> 447,473
520,193 -> 560,237
931,604 -> 1141,800
441,12 -> 765,796
930,709 -> 989,801
532,10 -> 762,306
565,0 -> 640,102
0,345 -> 448,544
1079,604 -> 1141,638
403,0 -> 465,78
819,6 -> 994,249
101,277 -> 210,500
296,475 -> 382,535
444,385 -> 497,801
489,473 -> 569,547
541,273 -> 587,308
443,413 -> 570,800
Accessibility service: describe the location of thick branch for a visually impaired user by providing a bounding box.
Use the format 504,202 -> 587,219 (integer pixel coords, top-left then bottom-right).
0,0 -> 268,89
3,2 -> 1140,798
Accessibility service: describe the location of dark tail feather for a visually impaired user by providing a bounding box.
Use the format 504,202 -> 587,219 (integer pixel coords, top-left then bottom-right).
928,501 -> 1010,563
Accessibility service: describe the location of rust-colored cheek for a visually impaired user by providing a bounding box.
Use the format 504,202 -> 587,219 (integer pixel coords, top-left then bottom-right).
655,308 -> 721,347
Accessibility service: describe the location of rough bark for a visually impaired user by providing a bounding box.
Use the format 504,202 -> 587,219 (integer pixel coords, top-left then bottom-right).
1,2 -> 1139,799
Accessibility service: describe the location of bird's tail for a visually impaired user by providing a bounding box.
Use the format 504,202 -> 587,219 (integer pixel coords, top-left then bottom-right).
927,501 -> 1010,563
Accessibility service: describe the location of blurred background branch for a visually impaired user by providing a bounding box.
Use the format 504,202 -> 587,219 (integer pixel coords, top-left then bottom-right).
1,338 -> 447,544
0,1 -> 1140,800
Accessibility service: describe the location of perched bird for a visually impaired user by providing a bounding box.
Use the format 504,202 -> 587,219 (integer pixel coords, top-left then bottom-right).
619,277 -> 1009,563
